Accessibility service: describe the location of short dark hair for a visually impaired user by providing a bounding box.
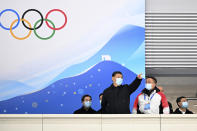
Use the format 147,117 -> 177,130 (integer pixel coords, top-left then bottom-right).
99,93 -> 103,97
146,76 -> 157,84
112,71 -> 122,77
176,96 -> 186,106
81,94 -> 92,102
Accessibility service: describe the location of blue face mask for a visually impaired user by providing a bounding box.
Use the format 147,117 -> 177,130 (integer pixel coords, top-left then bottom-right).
116,78 -> 123,86
182,102 -> 188,108
84,101 -> 92,108
145,83 -> 152,90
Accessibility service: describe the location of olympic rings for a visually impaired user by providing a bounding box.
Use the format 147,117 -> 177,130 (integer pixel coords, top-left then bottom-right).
34,19 -> 55,40
0,9 -> 20,30
22,9 -> 44,30
45,9 -> 67,30
10,19 -> 32,40
0,9 -> 67,40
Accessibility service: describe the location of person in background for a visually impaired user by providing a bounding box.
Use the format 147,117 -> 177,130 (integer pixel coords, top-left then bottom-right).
97,93 -> 103,113
173,96 -> 193,114
74,94 -> 96,114
158,86 -> 173,114
132,76 -> 169,114
102,71 -> 142,114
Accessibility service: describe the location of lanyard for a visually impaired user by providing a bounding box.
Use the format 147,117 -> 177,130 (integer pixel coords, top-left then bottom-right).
144,93 -> 155,102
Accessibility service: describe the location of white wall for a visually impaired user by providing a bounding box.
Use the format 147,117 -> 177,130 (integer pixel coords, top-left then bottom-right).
0,114 -> 197,131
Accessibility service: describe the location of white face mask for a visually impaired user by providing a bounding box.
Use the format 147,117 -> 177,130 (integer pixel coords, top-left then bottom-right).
100,100 -> 102,104
145,83 -> 152,90
84,101 -> 92,108
182,101 -> 188,108
116,78 -> 123,86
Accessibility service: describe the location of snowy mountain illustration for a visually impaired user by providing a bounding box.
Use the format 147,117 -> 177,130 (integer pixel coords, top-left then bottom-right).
0,61 -> 145,114
0,24 -> 145,107
50,25 -> 145,83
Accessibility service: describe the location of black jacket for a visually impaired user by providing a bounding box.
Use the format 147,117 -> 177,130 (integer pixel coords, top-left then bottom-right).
74,106 -> 96,114
173,108 -> 193,114
101,77 -> 142,114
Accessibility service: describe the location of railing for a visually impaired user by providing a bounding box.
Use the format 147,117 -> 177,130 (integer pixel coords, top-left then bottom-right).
0,114 -> 197,131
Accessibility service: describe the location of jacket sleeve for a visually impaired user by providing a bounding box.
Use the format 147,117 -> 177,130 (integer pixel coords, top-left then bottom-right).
128,77 -> 142,94
132,93 -> 141,114
158,92 -> 170,114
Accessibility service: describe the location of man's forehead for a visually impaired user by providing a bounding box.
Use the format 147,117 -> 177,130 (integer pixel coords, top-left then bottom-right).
84,96 -> 91,100
146,78 -> 154,82
114,74 -> 123,77
181,98 -> 187,101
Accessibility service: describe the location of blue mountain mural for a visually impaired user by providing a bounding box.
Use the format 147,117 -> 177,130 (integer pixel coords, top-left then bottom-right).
50,25 -> 145,83
0,61 -> 145,114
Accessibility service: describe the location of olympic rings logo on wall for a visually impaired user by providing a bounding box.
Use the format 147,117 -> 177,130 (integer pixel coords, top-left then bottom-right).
0,9 -> 67,40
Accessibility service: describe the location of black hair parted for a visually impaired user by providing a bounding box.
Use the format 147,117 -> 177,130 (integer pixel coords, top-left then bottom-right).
112,71 -> 122,77
81,94 -> 92,102
146,76 -> 157,84
176,96 -> 186,106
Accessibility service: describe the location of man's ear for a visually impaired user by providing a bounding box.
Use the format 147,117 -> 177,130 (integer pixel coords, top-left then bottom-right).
112,77 -> 115,82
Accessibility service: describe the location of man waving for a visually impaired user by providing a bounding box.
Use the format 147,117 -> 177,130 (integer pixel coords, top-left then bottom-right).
101,71 -> 142,114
